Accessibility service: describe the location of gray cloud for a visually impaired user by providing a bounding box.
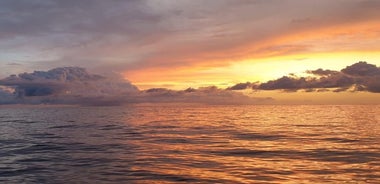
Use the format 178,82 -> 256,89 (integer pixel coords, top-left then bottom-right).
6,62 -> 22,66
306,69 -> 340,76
341,61 -> 380,76
138,86 -> 273,105
0,67 -> 139,96
366,77 -> 380,93
0,67 -> 140,105
258,75 -> 354,91
0,86 -> 16,104
1,0 -> 380,76
245,61 -> 380,93
226,82 -> 259,90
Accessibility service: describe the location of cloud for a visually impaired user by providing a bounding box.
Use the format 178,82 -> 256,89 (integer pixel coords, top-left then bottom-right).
138,86 -> 273,105
245,61 -> 380,93
0,67 -> 272,105
0,67 -> 140,105
341,61 -> 380,76
0,67 -> 139,97
0,86 -> 16,104
226,82 -> 258,90
2,62 -> 379,106
306,69 -> 340,76
366,79 -> 380,92
6,62 -> 22,66
1,0 -> 380,79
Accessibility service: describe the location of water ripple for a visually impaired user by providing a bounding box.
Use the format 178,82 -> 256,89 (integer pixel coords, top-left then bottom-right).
0,105 -> 379,183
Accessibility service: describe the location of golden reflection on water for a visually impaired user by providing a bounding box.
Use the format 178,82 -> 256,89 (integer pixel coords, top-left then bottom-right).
126,105 -> 380,183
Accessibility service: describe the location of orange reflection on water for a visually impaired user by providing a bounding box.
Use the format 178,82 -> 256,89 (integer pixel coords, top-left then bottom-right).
120,105 -> 380,183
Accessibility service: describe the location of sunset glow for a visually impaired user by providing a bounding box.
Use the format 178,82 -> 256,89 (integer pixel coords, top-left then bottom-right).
127,51 -> 380,90
2,1 -> 380,183
1,0 -> 380,104
124,20 -> 380,90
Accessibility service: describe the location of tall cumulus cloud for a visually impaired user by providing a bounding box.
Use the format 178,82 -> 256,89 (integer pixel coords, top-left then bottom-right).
0,67 -> 139,105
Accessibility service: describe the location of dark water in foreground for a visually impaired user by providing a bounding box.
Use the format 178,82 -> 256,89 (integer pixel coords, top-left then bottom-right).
0,105 -> 379,183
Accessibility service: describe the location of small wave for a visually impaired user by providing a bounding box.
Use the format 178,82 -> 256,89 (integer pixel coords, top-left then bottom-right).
49,124 -> 79,129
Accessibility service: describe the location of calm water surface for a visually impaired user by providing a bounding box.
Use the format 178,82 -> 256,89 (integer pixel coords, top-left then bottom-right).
0,105 -> 379,183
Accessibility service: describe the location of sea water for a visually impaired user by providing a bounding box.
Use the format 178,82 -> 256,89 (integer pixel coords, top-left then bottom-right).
0,105 -> 379,183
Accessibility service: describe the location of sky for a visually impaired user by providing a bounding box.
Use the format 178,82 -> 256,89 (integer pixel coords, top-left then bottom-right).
1,0 -> 380,105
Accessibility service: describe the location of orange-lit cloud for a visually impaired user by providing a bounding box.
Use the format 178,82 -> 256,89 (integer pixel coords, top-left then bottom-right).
125,20 -> 380,89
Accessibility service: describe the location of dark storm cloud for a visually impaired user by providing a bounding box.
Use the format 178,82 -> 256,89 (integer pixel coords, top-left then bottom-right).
245,62 -> 380,93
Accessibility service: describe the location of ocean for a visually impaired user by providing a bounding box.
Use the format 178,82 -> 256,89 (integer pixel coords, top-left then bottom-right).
0,105 -> 379,183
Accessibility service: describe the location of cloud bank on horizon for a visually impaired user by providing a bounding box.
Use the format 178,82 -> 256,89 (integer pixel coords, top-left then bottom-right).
0,67 -> 271,105
229,61 -> 380,93
0,61 -> 379,105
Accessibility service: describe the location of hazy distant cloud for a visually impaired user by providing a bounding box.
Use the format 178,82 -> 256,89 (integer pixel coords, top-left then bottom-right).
244,61 -> 380,93
139,86 -> 273,105
6,62 -> 22,66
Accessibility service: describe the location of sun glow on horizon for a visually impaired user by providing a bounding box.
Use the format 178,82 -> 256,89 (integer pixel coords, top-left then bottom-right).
2,0 -> 380,105
122,18 -> 380,90
126,51 -> 380,90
